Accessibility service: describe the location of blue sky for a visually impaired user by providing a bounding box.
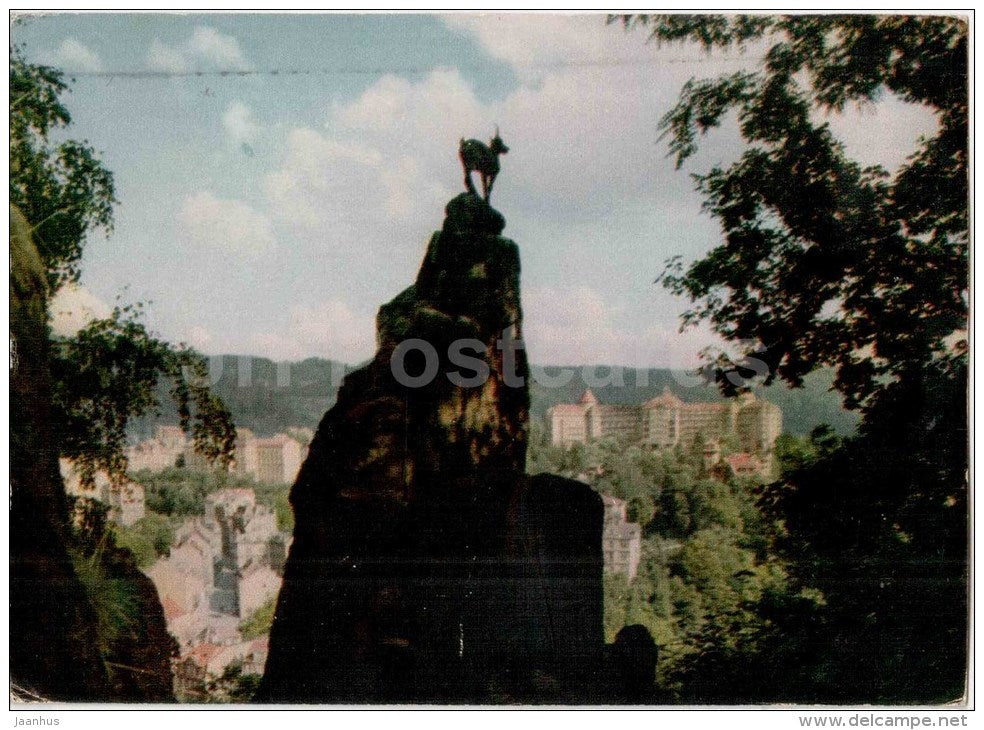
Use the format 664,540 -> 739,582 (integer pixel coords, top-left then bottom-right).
13,12 -> 939,367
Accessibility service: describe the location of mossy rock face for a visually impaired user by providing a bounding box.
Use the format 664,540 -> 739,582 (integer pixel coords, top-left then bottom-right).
377,285 -> 417,348
10,205 -> 108,701
262,195 -> 606,704
263,194 -> 530,703
10,204 -> 177,702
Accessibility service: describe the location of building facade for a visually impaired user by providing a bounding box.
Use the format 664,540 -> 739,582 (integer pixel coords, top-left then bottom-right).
601,495 -> 642,581
548,388 -> 782,468
230,428 -> 308,484
127,425 -> 188,472
147,488 -> 289,650
127,424 -> 311,485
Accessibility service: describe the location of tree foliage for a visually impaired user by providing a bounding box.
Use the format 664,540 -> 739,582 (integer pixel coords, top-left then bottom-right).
619,15 -> 967,410
10,48 -> 117,290
51,304 -> 237,485
10,48 -> 236,484
135,467 -> 267,518
111,513 -> 175,568
239,596 -> 277,641
206,660 -> 263,703
534,435 -> 793,699
614,14 -> 969,702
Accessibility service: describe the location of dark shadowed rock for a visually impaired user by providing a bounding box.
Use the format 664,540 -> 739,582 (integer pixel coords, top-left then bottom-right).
443,192 -> 506,235
10,205 -> 176,702
258,198 -> 606,703
100,544 -> 179,701
605,624 -> 658,704
493,473 -> 605,703
10,205 -> 111,701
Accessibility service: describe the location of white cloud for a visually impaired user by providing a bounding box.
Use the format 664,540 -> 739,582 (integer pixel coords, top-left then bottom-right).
184,325 -> 214,351
256,61 -> 708,366
261,59 -> 667,252
186,26 -> 251,69
442,14 -> 654,82
445,15 -> 937,187
823,96 -> 939,172
177,192 -> 277,257
52,38 -> 103,72
146,26 -> 251,73
264,125 -> 445,237
523,285 -> 722,369
243,300 -> 374,363
49,284 -> 111,336
147,39 -> 188,73
222,101 -> 259,145
287,300 -> 375,363
185,18 -> 937,369
523,285 -> 634,365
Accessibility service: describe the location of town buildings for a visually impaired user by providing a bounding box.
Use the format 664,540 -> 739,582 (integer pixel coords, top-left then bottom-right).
127,425 -> 189,472
601,495 -> 642,581
148,488 -> 287,638
127,424 -> 312,485
231,428 -> 307,485
548,387 -> 782,475
146,487 -> 289,693
172,637 -> 269,700
120,423 -> 311,696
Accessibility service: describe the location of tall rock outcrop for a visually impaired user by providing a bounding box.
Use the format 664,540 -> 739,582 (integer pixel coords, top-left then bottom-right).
10,205 -> 176,702
10,205 -> 110,700
259,195 -> 605,703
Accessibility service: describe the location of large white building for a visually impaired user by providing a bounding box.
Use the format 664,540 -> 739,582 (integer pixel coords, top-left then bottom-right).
548,388 -> 782,467
232,429 -> 307,485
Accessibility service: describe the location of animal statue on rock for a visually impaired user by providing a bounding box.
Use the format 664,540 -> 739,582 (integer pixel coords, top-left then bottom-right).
459,127 -> 509,203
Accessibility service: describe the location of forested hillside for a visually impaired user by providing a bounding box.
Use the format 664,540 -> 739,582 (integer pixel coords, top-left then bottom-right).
134,355 -> 858,439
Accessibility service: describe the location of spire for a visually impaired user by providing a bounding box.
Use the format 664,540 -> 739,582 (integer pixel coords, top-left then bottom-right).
643,385 -> 682,409
579,389 -> 598,405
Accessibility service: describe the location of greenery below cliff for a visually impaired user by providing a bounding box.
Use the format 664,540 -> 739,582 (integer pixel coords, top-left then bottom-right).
529,430 -> 789,698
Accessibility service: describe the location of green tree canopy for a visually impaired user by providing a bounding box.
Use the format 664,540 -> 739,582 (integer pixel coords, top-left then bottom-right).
620,15 -> 967,410
10,47 -> 236,483
617,15 -> 969,701
10,49 -> 116,291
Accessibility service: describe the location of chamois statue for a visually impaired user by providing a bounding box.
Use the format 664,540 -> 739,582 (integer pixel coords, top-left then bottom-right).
459,127 -> 509,202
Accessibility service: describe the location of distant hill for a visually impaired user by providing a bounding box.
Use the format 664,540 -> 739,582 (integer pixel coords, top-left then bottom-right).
131,355 -> 355,440
132,355 -> 859,439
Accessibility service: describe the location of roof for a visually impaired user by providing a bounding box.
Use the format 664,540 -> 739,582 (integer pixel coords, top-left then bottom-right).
643,386 -> 683,409
548,404 -> 584,414
601,494 -> 626,509
579,389 -> 598,405
161,596 -> 186,621
209,488 -> 255,502
726,453 -> 761,473
186,643 -> 223,667
605,521 -> 641,541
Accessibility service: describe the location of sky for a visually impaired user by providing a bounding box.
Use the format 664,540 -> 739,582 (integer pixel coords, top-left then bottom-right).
12,12 -> 940,368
